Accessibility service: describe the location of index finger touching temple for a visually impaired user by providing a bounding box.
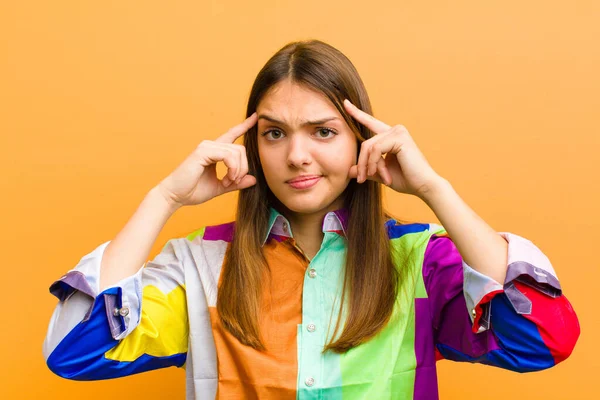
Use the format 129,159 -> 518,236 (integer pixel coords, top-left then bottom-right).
217,112 -> 258,143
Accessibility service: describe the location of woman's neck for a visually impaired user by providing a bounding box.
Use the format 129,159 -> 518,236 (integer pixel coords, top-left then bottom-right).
280,198 -> 345,260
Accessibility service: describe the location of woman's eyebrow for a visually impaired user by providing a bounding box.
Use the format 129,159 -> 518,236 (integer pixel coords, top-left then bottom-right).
258,114 -> 339,127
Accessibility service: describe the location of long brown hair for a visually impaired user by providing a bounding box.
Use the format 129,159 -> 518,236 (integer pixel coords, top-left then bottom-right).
217,39 -> 401,353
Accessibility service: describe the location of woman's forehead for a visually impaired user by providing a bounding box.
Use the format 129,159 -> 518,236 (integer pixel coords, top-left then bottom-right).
257,81 -> 339,123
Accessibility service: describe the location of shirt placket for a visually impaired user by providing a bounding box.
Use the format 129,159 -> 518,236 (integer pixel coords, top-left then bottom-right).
296,232 -> 336,400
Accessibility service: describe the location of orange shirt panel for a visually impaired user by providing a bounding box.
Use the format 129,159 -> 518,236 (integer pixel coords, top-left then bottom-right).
210,239 -> 308,399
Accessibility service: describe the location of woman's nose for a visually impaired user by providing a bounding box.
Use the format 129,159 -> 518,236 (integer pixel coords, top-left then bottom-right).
286,134 -> 312,167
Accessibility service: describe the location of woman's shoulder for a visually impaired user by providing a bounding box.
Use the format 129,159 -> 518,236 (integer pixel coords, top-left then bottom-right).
182,220 -> 237,244
385,218 -> 446,240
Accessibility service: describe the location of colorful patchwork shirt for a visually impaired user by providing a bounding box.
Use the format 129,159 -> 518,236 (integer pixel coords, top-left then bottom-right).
43,207 -> 580,399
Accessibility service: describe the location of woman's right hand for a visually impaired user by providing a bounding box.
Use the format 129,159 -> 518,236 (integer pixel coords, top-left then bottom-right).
156,112 -> 258,208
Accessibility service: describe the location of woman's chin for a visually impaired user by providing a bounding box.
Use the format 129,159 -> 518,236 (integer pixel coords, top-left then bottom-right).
277,195 -> 345,216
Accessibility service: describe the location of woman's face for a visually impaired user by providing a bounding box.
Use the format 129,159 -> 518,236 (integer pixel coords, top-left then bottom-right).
256,79 -> 358,216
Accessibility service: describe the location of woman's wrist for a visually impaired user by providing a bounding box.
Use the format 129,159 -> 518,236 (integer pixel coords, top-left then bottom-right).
416,176 -> 452,204
151,184 -> 183,215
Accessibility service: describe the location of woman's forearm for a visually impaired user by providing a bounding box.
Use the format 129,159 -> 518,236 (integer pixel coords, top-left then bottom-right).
420,178 -> 509,284
99,185 -> 182,291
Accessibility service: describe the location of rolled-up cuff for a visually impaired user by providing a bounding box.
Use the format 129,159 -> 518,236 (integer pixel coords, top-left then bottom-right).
49,241 -> 111,302
505,261 -> 562,297
48,240 -> 144,340
50,270 -> 96,302
463,261 -> 504,333
499,232 -> 562,299
100,268 -> 143,340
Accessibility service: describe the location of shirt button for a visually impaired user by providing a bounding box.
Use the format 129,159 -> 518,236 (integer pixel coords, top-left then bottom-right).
471,308 -> 477,318
305,377 -> 315,387
308,268 -> 317,278
113,307 -> 130,317
307,323 -> 316,332
282,221 -> 288,231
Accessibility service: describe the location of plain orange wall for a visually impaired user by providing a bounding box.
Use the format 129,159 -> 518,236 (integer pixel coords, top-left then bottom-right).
1,1 -> 598,399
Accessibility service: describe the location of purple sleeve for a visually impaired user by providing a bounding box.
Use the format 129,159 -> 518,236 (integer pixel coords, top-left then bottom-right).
422,235 -> 501,335
421,233 -> 578,372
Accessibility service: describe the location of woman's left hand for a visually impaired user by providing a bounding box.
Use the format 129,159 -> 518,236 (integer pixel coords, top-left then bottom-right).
344,99 -> 444,198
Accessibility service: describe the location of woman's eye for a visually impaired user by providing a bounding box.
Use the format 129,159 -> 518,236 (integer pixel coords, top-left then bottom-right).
261,128 -> 336,140
262,129 -> 285,140
315,128 -> 337,139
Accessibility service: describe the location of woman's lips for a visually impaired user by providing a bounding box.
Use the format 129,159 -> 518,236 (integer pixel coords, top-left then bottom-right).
287,176 -> 322,189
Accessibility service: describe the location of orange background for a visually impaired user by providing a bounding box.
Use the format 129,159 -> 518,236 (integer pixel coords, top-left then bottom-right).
1,1 -> 598,399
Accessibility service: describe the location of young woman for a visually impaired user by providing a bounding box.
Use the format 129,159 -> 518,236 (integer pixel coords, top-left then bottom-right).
43,40 -> 580,399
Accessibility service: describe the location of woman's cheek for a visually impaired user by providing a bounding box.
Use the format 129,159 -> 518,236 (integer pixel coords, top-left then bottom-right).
261,157 -> 278,180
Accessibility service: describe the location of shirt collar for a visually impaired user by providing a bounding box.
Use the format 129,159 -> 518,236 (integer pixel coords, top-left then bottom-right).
261,206 -> 349,246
